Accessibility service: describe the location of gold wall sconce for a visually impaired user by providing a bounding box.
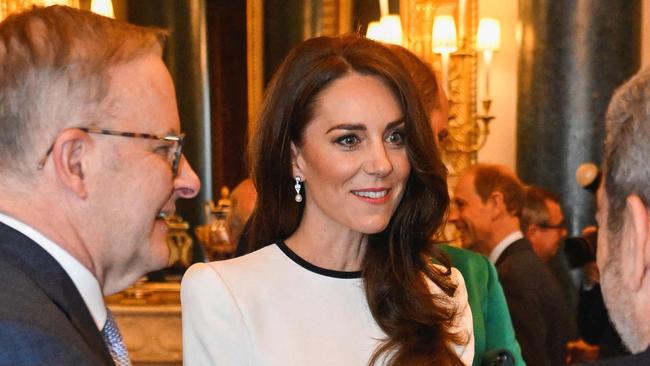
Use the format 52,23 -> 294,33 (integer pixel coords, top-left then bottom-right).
368,0 -> 501,176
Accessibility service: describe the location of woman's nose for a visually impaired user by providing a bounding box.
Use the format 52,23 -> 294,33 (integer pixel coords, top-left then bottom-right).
362,143 -> 394,178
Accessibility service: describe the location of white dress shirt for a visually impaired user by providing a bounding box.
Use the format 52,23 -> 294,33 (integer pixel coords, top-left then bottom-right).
488,231 -> 523,264
0,212 -> 106,330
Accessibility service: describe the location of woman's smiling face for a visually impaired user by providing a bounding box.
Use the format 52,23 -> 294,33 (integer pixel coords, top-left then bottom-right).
292,72 -> 411,236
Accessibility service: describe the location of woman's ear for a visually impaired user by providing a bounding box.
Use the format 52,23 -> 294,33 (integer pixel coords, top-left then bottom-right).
290,142 -> 304,178
51,129 -> 91,199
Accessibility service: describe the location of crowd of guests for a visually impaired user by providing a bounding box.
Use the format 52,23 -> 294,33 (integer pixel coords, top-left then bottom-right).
1,4 -> 650,366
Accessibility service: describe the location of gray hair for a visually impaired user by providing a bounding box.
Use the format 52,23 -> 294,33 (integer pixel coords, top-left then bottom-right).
603,68 -> 650,243
0,5 -> 166,178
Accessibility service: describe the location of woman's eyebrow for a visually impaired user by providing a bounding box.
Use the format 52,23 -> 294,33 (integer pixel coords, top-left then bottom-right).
326,123 -> 366,134
325,118 -> 404,134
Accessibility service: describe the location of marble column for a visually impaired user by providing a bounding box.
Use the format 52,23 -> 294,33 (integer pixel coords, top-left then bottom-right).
517,0 -> 640,236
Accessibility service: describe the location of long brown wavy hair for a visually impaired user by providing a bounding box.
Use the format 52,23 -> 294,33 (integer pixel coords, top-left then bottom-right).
246,35 -> 465,365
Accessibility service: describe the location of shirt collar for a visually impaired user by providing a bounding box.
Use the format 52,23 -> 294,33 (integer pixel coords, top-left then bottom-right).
488,231 -> 523,264
0,212 -> 107,330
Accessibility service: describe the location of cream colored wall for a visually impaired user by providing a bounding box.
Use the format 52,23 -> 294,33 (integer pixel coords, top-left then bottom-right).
476,0 -> 650,170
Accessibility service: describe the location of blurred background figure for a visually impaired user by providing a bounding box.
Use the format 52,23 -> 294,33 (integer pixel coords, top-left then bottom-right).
226,178 -> 257,250
450,163 -> 571,366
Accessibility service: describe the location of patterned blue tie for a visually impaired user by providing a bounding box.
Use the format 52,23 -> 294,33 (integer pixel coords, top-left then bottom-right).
101,308 -> 132,366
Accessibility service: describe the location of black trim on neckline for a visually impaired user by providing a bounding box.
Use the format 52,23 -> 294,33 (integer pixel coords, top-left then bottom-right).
275,241 -> 363,279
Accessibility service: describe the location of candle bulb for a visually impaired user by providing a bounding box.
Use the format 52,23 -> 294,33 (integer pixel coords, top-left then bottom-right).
432,16 -> 458,96
477,18 -> 501,101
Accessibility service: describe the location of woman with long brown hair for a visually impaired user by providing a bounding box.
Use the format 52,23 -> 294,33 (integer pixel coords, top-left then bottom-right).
182,34 -> 473,365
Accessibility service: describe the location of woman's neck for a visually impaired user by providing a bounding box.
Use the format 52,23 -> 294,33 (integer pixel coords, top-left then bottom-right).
285,222 -> 367,272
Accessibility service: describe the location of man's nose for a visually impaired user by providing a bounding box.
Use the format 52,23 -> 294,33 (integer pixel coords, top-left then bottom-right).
448,203 -> 459,222
173,154 -> 201,198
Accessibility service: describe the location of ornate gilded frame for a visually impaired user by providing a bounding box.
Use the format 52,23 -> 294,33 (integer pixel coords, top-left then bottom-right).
400,0 -> 478,176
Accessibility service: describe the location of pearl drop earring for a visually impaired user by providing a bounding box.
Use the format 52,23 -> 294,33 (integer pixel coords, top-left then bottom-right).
294,176 -> 303,203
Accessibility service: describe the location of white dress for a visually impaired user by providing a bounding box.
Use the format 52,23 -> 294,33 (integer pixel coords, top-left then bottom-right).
181,242 -> 474,365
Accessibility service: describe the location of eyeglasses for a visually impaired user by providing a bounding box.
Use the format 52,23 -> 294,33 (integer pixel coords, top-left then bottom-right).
37,127 -> 185,177
538,220 -> 566,230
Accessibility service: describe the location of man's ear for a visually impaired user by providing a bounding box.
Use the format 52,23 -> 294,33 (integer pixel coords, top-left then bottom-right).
51,129 -> 90,199
621,195 -> 650,291
290,142 -> 304,178
487,191 -> 506,219
526,224 -> 540,240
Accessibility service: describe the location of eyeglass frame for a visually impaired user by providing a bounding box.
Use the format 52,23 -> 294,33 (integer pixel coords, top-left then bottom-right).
37,127 -> 185,178
537,219 -> 566,231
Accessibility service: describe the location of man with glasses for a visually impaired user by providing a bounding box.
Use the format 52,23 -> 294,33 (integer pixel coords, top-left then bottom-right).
0,6 -> 200,366
521,186 -> 568,262
521,186 -> 580,347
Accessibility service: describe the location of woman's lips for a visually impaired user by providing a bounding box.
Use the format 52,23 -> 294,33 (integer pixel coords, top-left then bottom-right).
351,188 -> 391,204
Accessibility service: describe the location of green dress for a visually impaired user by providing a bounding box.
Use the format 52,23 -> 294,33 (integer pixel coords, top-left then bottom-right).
440,245 -> 526,366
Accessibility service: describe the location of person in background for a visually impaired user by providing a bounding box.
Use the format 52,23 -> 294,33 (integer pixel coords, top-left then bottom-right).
182,34 -> 474,365
390,44 -> 524,366
450,163 -> 570,366
521,186 -> 588,362
521,187 -> 579,326
0,6 -> 201,366
226,178 -> 257,250
590,67 -> 650,365
521,187 -> 568,262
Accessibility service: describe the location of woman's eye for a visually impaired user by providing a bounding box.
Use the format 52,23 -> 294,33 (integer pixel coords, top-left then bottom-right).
385,130 -> 405,145
335,134 -> 360,147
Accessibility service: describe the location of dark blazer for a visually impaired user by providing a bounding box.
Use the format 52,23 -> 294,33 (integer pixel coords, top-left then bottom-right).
496,238 -> 571,366
0,221 -> 114,366
586,347 -> 650,365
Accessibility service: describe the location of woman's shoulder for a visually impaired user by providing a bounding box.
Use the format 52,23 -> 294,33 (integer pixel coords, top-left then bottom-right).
183,244 -> 282,285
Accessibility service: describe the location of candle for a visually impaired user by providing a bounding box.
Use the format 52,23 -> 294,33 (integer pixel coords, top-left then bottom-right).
379,0 -> 388,18
441,52 -> 451,96
432,16 -> 458,96
476,18 -> 501,100
483,50 -> 493,99
458,0 -> 466,44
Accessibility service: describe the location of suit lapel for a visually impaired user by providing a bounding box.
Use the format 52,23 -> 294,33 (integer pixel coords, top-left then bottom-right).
0,222 -> 115,365
495,238 -> 526,267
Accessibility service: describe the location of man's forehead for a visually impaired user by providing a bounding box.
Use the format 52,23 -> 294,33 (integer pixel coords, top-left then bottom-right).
545,199 -> 563,216
454,172 -> 478,199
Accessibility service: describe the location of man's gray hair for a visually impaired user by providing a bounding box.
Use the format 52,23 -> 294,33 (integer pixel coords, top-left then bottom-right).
603,68 -> 650,240
520,186 -> 561,233
0,6 -> 166,179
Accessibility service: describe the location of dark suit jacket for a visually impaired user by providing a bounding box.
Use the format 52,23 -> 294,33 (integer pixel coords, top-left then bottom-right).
0,222 -> 114,366
586,347 -> 650,365
496,238 -> 571,366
